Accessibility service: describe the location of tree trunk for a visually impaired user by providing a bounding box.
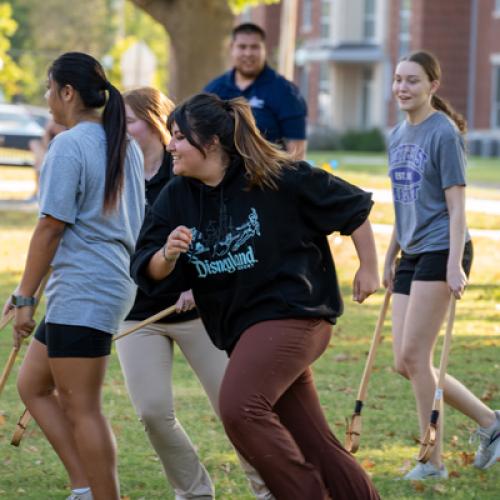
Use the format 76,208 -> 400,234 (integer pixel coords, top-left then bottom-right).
130,0 -> 234,102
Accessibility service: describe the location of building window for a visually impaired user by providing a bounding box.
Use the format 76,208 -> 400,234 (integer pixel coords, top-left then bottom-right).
302,0 -> 313,31
318,62 -> 332,126
496,0 -> 500,13
493,66 -> 500,128
361,67 -> 373,129
320,0 -> 331,40
363,0 -> 376,42
399,0 -> 411,57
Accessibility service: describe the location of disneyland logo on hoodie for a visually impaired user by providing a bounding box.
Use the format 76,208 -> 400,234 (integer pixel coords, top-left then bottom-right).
186,207 -> 260,278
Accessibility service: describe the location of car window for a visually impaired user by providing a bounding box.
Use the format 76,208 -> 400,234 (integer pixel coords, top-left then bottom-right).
0,112 -> 32,126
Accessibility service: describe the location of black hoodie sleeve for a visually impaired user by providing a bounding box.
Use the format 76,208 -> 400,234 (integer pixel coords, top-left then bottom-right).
130,187 -> 191,296
290,162 -> 373,236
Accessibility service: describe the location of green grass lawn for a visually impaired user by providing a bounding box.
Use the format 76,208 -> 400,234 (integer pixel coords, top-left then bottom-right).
0,163 -> 499,499
308,151 -> 500,199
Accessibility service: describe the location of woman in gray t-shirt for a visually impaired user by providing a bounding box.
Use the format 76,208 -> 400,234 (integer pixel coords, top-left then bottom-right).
2,53 -> 144,500
384,51 -> 499,480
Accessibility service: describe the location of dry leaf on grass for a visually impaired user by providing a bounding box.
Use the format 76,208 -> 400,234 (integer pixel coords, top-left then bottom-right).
432,484 -> 447,494
411,481 -> 426,492
0,414 -> 6,426
361,458 -> 376,469
459,451 -> 475,466
449,470 -> 461,478
481,390 -> 493,402
333,353 -> 359,362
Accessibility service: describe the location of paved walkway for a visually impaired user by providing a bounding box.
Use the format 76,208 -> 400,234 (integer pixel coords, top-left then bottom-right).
371,223 -> 500,241
367,187 -> 500,215
1,180 -> 499,239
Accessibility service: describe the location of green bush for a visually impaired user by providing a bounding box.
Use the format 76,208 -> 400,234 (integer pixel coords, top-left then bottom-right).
339,128 -> 386,152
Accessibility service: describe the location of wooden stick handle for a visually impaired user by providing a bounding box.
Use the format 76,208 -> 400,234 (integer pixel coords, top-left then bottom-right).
0,347 -> 20,395
356,289 -> 391,402
0,272 -> 51,397
0,310 -> 15,332
431,296 -> 456,411
112,304 -> 178,342
11,408 -> 32,447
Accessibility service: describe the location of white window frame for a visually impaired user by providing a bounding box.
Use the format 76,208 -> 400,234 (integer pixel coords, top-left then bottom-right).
399,0 -> 411,57
360,66 -> 373,129
495,0 -> 500,17
363,0 -> 377,42
320,0 -> 331,40
301,0 -> 313,32
318,62 -> 332,126
492,65 -> 500,128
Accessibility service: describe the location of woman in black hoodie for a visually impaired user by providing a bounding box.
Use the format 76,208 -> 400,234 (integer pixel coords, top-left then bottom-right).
131,93 -> 380,500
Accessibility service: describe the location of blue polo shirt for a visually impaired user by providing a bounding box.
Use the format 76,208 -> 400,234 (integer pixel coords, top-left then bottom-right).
204,64 -> 307,145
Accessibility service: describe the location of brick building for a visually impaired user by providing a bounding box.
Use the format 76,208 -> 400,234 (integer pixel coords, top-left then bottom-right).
240,0 -> 500,154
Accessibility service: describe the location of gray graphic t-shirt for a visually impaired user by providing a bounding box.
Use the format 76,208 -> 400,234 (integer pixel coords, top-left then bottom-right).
388,112 -> 469,254
39,122 -> 145,334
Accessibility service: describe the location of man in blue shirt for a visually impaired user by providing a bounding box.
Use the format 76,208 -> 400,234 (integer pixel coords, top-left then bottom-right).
205,23 -> 308,160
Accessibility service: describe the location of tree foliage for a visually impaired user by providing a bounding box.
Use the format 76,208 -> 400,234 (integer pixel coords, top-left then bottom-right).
5,0 -> 276,102
0,3 -> 23,99
229,0 -> 279,13
8,0 -> 116,102
112,2 -> 169,91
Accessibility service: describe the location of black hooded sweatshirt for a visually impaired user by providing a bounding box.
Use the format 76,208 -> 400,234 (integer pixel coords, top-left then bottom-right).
131,159 -> 372,352
126,150 -> 198,323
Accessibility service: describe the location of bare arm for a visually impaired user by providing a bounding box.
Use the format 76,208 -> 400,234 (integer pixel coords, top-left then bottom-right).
383,227 -> 400,292
284,139 -> 307,161
18,216 -> 64,296
147,225 -> 192,280
445,185 -> 467,298
350,219 -> 379,303
12,216 -> 65,347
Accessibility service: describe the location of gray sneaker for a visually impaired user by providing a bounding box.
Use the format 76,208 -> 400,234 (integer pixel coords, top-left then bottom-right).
473,410 -> 500,469
66,489 -> 93,500
402,461 -> 448,480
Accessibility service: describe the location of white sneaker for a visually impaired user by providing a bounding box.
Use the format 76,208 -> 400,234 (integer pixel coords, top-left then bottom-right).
66,489 -> 93,500
402,461 -> 448,480
472,410 -> 500,470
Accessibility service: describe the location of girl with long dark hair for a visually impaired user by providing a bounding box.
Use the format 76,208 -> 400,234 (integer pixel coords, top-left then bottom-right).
131,92 -> 380,499
2,52 -> 145,500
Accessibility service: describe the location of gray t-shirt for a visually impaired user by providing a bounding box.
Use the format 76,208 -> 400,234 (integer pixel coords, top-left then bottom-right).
39,122 -> 145,334
388,111 -> 469,254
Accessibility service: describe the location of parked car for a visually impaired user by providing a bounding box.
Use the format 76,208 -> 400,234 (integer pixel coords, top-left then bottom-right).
0,103 -> 45,151
24,104 -> 51,128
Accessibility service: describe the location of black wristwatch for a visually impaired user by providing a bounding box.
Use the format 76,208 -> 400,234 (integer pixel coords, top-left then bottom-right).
11,295 -> 37,307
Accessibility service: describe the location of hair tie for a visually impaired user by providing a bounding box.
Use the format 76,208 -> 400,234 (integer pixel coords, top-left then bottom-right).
222,100 -> 232,112
104,80 -> 112,91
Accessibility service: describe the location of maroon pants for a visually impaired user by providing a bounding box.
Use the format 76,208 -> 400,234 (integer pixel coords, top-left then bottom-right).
219,318 -> 379,500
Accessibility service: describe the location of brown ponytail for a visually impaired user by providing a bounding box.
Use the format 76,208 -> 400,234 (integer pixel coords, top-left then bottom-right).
402,50 -> 467,134
431,94 -> 467,134
167,93 -> 292,190
229,98 -> 291,189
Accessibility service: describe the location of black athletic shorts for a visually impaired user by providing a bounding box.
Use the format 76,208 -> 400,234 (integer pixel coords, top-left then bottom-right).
393,240 -> 473,296
34,318 -> 112,358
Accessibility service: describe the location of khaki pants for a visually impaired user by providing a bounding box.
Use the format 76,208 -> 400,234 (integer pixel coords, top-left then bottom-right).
117,319 -> 273,500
